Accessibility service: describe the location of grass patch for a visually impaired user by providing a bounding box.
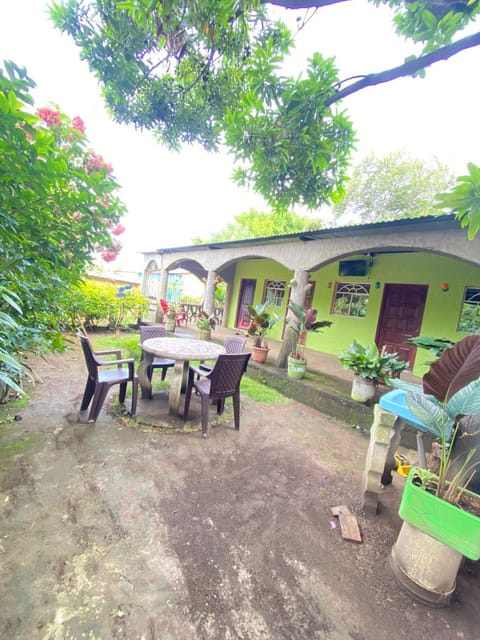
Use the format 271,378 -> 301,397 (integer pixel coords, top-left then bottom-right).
89,332 -> 141,363
240,376 -> 288,403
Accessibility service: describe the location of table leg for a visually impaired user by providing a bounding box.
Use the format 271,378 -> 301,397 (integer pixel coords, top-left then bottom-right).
169,360 -> 189,416
138,352 -> 154,399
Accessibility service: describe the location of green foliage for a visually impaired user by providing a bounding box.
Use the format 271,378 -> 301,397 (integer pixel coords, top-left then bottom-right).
333,152 -> 455,222
62,280 -> 149,330
240,375 -> 288,404
406,335 -> 455,364
193,208 -> 322,243
51,1 -> 354,209
0,60 -> 128,399
50,1 -> 480,212
287,302 -> 332,360
246,303 -> 279,347
391,335 -> 480,502
338,339 -> 408,384
435,162 -> 480,239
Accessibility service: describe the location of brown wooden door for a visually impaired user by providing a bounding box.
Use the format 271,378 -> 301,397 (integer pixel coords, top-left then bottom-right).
236,279 -> 256,329
376,284 -> 428,369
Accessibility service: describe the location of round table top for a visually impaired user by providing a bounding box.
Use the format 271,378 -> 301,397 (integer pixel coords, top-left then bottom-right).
142,337 -> 226,361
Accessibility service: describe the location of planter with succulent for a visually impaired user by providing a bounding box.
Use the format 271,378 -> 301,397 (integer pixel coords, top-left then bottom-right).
196,312 -> 215,341
338,340 -> 408,403
286,302 -> 332,379
388,335 -> 480,606
246,303 -> 279,364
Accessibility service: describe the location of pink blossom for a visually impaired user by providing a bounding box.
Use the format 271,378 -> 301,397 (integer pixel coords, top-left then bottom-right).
101,251 -> 118,263
72,116 -> 85,134
85,151 -> 114,175
37,107 -> 61,127
73,211 -> 83,220
111,224 -> 125,236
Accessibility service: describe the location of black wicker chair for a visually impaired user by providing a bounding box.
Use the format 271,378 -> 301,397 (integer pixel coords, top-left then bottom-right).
198,335 -> 248,375
184,352 -> 251,437
139,325 -> 175,382
78,331 -> 138,423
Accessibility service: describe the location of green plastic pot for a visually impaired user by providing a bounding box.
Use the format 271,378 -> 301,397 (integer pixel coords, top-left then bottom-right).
399,467 -> 480,561
287,356 -> 306,379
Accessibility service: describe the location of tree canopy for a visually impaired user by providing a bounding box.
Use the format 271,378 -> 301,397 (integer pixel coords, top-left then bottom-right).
333,152 -> 455,223
0,61 -> 127,389
193,208 -> 322,243
51,0 -> 480,229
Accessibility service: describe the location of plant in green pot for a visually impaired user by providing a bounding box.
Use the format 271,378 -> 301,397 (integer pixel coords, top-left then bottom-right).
246,303 -> 279,364
286,302 -> 332,379
388,334 -> 480,606
338,340 -> 408,403
196,312 -> 215,341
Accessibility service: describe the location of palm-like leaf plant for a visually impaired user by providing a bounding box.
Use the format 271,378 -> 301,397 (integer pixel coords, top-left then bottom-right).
287,302 -> 332,361
390,335 -> 480,503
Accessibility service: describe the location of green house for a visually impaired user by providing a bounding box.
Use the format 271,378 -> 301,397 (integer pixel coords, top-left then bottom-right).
141,215 -> 480,377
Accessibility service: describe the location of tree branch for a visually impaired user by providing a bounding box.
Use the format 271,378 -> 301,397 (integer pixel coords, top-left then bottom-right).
326,30 -> 480,105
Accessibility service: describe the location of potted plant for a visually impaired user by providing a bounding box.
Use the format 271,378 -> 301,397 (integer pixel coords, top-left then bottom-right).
246,303 -> 279,364
388,334 -> 480,606
338,340 -> 408,402
286,302 -> 332,379
196,312 -> 215,341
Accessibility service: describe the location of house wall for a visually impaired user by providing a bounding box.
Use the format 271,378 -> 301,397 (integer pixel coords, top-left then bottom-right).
228,252 -> 480,377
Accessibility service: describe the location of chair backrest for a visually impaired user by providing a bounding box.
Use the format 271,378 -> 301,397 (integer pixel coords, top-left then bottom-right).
140,325 -> 167,343
77,331 -> 100,380
224,336 -> 247,354
208,352 -> 251,397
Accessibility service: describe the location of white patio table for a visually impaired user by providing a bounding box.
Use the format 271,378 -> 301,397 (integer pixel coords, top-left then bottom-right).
138,337 -> 226,416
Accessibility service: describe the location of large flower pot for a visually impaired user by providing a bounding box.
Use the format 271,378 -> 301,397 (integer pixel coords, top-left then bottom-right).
287,356 -> 306,379
390,521 -> 463,607
165,319 -> 176,333
198,329 -> 211,341
251,346 -> 269,364
351,374 -> 376,403
398,468 -> 480,560
390,467 -> 480,606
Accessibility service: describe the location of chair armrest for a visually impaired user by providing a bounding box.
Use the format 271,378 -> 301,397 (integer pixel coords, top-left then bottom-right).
97,356 -> 134,367
189,363 -> 211,379
95,349 -> 122,359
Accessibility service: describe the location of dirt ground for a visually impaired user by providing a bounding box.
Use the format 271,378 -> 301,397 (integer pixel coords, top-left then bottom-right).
0,344 -> 479,640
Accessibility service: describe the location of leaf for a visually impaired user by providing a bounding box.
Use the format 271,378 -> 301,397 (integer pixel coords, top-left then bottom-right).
423,335 -> 480,401
406,391 -> 450,439
445,377 -> 480,419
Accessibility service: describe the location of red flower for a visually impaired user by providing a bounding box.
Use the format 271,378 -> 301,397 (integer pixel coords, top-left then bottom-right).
72,116 -> 85,134
160,299 -> 169,313
37,107 -> 61,127
111,224 -> 125,236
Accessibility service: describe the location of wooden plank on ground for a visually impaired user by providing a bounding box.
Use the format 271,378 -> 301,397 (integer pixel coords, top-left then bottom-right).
331,505 -> 362,543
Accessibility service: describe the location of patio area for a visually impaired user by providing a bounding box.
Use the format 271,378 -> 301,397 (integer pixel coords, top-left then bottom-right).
0,339 -> 479,639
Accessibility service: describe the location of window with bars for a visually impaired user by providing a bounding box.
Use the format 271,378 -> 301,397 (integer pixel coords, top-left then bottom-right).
263,280 -> 286,307
331,282 -> 370,317
458,287 -> 480,333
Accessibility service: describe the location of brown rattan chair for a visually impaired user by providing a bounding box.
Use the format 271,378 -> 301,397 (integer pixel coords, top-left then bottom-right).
198,335 -> 248,375
139,325 -> 175,381
183,352 -> 251,437
78,331 -> 138,423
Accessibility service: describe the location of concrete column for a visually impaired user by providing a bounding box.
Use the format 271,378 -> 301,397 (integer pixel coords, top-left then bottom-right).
276,269 -> 310,368
222,280 -> 233,327
360,404 -> 398,514
159,269 -> 168,301
203,270 -> 217,317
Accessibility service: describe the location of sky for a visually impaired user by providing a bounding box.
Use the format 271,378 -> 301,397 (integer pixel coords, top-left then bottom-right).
1,0 -> 480,275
